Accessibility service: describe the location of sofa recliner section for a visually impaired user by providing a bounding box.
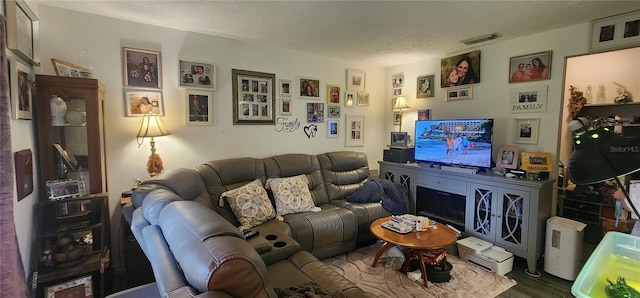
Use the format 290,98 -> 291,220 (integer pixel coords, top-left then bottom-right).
128,151 -> 400,297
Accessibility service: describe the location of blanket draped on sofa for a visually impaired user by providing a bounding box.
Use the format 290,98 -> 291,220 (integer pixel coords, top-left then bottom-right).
347,179 -> 407,215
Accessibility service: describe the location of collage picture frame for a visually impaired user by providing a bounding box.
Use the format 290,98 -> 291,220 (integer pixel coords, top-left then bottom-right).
51,58 -> 87,78
345,114 -> 364,147
232,69 -> 276,124
445,86 -> 473,101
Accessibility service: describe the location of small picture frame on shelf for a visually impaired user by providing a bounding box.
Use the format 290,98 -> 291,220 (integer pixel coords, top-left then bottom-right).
390,132 -> 408,148
51,58 -> 86,78
496,145 -> 520,169
46,179 -> 81,201
44,275 -> 92,298
521,152 -> 553,173
53,144 -> 79,171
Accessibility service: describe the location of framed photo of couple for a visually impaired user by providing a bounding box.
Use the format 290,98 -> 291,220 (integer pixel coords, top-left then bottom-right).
179,60 -> 216,90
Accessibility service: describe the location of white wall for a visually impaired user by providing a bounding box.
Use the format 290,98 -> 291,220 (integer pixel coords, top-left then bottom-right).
33,5 -> 386,272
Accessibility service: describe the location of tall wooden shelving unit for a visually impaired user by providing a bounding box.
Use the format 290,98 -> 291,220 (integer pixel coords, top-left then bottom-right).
30,75 -> 110,298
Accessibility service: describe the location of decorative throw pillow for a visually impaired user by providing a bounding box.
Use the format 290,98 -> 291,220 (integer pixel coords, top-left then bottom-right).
220,179 -> 275,231
267,175 -> 320,216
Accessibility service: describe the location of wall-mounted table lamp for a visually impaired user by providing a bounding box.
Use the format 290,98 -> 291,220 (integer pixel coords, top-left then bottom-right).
567,117 -> 640,219
136,114 -> 170,177
392,96 -> 411,132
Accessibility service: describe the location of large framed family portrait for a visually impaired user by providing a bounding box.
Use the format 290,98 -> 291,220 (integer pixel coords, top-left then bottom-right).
440,50 -> 480,88
508,51 -> 552,83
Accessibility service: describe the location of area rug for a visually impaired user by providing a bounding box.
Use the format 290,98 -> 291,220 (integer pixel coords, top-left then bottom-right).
322,242 -> 517,297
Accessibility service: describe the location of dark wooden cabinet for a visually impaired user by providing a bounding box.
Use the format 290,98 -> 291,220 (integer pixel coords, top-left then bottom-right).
30,75 -> 110,297
33,75 -> 107,196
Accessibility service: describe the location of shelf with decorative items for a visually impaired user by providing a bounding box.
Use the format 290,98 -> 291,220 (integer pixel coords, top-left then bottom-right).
31,75 -> 110,298
31,193 -> 110,298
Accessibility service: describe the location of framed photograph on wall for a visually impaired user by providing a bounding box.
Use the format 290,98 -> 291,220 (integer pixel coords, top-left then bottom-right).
327,120 -> 339,138
123,89 -> 164,117
185,89 -> 213,126
280,98 -> 291,115
9,57 -> 33,120
280,79 -> 292,97
232,69 -> 276,124
513,118 -> 540,144
123,47 -> 162,89
393,112 -> 401,125
346,69 -> 365,92
440,50 -> 480,87
5,0 -> 40,66
14,149 -> 33,201
496,145 -> 520,169
179,60 -> 215,90
328,106 -> 340,118
508,51 -> 552,83
299,76 -> 320,99
417,74 -> 435,98
357,92 -> 369,106
392,72 -> 404,88
344,90 -> 356,107
44,275 -> 92,298
327,84 -> 341,105
51,58 -> 91,78
445,86 -> 473,101
307,103 -> 324,123
345,115 -> 364,147
589,10 -> 640,52
510,85 -> 548,113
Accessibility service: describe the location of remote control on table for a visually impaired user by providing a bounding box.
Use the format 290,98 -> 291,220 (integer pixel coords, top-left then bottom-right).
243,230 -> 260,239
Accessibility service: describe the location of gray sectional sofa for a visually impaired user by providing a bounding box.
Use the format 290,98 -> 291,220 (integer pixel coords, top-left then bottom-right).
126,151 -> 407,297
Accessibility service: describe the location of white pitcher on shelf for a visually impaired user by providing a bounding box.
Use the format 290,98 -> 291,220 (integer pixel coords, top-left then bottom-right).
50,95 -> 67,126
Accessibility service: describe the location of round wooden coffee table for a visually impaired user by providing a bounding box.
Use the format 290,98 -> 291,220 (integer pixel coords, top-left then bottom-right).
370,216 -> 457,288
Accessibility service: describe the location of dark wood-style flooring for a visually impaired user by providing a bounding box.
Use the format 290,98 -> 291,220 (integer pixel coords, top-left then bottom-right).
498,243 -> 596,298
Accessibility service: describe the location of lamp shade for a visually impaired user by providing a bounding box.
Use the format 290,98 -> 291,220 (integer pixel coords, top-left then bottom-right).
137,114 -> 170,138
393,96 -> 410,111
567,126 -> 640,184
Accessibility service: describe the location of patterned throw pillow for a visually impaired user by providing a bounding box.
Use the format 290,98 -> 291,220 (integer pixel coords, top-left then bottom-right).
267,175 -> 320,216
220,179 -> 275,231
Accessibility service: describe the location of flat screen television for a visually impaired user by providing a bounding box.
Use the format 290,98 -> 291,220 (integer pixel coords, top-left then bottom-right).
414,119 -> 494,169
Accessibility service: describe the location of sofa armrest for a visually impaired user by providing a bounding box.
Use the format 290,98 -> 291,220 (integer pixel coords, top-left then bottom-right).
142,225 -> 190,296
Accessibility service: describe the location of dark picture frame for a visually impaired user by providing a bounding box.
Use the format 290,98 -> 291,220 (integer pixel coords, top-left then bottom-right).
122,47 -> 162,89
508,51 -> 552,83
417,74 -> 434,98
232,69 -> 276,125
14,149 -> 33,201
390,132 -> 408,148
440,50 -> 480,88
179,59 -> 215,90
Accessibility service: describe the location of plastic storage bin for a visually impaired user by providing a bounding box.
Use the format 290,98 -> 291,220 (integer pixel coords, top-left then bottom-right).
572,232 -> 640,298
544,216 -> 586,280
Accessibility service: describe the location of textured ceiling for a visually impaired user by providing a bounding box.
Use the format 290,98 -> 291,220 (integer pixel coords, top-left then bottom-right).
36,1 -> 640,67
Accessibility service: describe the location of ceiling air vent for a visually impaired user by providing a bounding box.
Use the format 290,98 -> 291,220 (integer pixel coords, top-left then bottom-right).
461,33 -> 500,45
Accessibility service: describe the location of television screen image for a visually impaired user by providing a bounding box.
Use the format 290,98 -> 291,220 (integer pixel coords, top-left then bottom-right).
414,119 -> 494,168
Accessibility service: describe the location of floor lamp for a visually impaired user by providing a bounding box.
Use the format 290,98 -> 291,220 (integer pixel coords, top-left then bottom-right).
567,117 -> 640,219
137,114 -> 171,177
393,96 -> 411,132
